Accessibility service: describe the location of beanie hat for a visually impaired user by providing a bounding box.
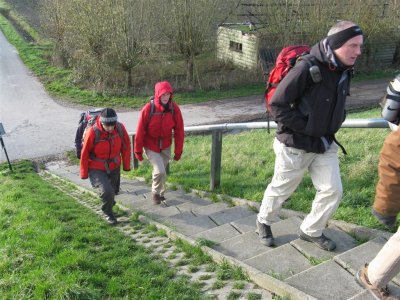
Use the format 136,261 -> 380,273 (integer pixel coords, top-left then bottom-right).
327,25 -> 363,50
100,108 -> 117,125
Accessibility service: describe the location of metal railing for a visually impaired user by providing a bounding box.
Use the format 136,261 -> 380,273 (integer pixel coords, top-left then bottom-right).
129,118 -> 390,190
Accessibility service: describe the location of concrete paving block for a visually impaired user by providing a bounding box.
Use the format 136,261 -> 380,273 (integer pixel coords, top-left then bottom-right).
193,223 -> 241,243
214,231 -> 272,261
231,214 -> 257,233
269,217 -> 303,246
119,181 -> 148,192
285,260 -> 364,299
162,198 -> 187,207
348,290 -> 376,300
65,165 -> 80,174
290,225 -> 358,261
117,194 -> 164,212
133,188 -> 152,195
175,197 -> 212,212
163,211 -> 217,236
245,243 -> 313,280
176,193 -> 209,202
146,206 -> 181,221
49,167 -> 70,177
334,236 -> 387,275
62,172 -> 83,185
163,190 -> 187,198
192,202 -> 231,216
208,206 -> 255,226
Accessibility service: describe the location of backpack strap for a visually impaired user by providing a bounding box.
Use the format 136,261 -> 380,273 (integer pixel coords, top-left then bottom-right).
299,54 -> 322,84
146,98 -> 175,126
115,122 -> 127,150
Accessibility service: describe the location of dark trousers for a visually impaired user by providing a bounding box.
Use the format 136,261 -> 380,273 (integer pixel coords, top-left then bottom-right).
89,168 -> 120,216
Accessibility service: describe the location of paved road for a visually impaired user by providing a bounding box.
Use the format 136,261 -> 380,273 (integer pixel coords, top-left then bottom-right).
0,29 -> 390,163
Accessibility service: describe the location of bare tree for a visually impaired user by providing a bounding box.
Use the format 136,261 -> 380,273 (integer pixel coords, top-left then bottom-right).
109,0 -> 150,90
39,0 -> 71,67
152,0 -> 228,88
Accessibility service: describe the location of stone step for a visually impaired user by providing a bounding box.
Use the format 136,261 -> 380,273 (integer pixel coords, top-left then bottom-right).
245,243 -> 313,280
334,236 -> 388,276
285,260 -> 364,299
213,216 -> 302,261
290,225 -> 359,262
45,162 -> 400,300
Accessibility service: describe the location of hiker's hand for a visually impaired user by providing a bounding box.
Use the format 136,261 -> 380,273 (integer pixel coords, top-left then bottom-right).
135,152 -> 144,161
173,153 -> 181,161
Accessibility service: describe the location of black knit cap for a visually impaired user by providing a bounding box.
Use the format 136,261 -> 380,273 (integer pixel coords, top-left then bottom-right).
327,26 -> 363,50
100,108 -> 117,126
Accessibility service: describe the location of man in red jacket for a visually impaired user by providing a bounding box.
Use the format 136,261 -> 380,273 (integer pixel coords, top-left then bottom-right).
80,108 -> 131,224
134,81 -> 184,204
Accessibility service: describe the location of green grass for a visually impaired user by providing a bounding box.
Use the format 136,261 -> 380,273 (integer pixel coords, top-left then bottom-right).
128,107 -> 397,230
0,161 -> 203,299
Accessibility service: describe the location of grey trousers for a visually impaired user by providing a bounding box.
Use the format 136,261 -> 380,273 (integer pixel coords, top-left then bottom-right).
89,168 -> 120,216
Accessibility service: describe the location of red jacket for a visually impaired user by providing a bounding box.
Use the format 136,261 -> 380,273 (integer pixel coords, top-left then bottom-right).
80,117 -> 131,179
134,82 -> 184,156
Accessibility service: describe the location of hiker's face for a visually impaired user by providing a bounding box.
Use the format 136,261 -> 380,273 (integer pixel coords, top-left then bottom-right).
102,123 -> 115,133
334,35 -> 363,66
160,93 -> 171,104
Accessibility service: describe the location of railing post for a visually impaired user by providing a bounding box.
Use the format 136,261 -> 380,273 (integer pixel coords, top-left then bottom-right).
131,134 -> 139,170
210,130 -> 222,190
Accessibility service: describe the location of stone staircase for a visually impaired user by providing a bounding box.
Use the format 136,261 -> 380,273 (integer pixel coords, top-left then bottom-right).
45,161 -> 400,300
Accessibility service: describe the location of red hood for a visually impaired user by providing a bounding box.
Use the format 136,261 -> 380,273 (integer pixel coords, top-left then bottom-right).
154,81 -> 173,108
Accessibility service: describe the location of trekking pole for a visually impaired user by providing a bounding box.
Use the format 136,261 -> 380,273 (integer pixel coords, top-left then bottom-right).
0,123 -> 12,171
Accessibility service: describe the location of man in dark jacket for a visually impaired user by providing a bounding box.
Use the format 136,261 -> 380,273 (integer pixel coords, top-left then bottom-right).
256,21 -> 363,251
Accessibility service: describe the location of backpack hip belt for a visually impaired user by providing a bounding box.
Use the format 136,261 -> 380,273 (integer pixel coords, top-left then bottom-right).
89,153 -> 120,174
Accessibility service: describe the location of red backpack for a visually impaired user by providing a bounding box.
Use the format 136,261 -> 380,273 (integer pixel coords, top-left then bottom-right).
264,45 -> 311,113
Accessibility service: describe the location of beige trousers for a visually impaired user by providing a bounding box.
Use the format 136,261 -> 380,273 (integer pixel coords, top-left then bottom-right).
257,138 -> 343,237
368,226 -> 400,287
144,147 -> 171,196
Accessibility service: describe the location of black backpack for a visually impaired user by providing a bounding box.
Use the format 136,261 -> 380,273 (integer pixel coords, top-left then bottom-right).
74,108 -> 103,159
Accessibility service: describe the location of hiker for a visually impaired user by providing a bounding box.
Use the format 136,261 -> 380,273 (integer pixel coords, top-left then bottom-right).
355,75 -> 400,300
80,108 -> 131,225
256,21 -> 363,251
134,81 -> 184,204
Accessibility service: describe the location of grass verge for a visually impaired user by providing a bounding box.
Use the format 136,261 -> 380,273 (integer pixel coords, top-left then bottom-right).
0,161 -> 203,299
128,107 -> 397,231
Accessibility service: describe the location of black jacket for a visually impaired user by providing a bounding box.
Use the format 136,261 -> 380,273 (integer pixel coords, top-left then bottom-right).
270,40 -> 352,153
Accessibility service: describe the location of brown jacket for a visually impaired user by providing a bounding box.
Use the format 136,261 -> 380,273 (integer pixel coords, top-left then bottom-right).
373,128 -> 400,216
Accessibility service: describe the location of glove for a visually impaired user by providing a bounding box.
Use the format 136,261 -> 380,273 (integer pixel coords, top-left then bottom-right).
135,152 -> 144,161
173,153 -> 182,161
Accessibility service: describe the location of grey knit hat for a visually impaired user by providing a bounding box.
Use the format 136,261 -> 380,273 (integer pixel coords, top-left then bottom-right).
100,108 -> 117,125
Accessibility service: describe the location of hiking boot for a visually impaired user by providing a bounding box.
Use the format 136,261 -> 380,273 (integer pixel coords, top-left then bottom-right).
299,231 -> 336,251
159,195 -> 166,201
355,264 -> 395,300
106,215 -> 118,225
256,220 -> 274,247
152,193 -> 161,205
372,209 -> 396,229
